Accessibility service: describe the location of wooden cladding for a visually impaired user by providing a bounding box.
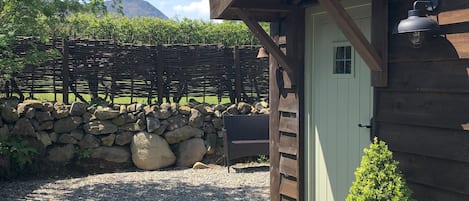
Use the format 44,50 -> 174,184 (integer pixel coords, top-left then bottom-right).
279,134 -> 298,156
279,93 -> 299,113
276,93 -> 301,201
280,176 -> 299,200
377,0 -> 469,200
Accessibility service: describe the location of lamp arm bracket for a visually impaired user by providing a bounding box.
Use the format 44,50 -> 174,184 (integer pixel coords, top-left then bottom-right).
413,0 -> 439,13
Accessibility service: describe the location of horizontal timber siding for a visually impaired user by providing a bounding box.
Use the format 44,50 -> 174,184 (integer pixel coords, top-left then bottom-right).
376,0 -> 469,200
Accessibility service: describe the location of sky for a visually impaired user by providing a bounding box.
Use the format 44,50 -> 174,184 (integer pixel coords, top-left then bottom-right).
147,0 -> 211,20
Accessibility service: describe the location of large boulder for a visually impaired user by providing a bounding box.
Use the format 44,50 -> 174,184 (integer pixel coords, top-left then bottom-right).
131,132 -> 176,170
163,126 -> 204,144
176,138 -> 207,167
47,144 -> 75,162
54,116 -> 82,133
84,120 -> 118,135
189,109 -> 204,128
94,107 -> 120,120
79,134 -> 101,149
69,102 -> 88,116
91,146 -> 130,163
1,105 -> 19,123
12,118 -> 35,137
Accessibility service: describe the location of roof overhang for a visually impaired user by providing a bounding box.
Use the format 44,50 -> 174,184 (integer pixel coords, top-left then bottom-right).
210,0 -> 316,22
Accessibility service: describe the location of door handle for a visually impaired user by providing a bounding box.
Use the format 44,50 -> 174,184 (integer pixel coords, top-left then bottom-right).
358,124 -> 372,129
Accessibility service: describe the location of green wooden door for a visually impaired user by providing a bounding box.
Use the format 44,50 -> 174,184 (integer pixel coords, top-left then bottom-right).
306,4 -> 373,201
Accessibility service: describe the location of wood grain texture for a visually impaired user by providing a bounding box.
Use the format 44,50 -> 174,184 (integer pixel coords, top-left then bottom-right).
378,1 -> 469,200
209,0 -> 234,19
379,123 -> 469,163
279,115 -> 299,134
375,91 -> 469,130
280,155 -> 298,178
394,152 -> 469,195
371,0 -> 388,87
408,182 -> 469,201
269,23 -> 281,201
278,93 -> 299,113
280,176 -> 299,200
279,134 -> 298,156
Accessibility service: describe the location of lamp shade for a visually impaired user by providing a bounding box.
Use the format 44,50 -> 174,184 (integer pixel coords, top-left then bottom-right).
397,9 -> 440,34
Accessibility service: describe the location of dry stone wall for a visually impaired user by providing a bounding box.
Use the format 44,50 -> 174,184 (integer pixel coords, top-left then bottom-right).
0,99 -> 269,171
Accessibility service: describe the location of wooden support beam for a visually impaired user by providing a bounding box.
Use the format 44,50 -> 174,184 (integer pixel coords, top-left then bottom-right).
442,22 -> 469,34
318,0 -> 384,72
371,0 -> 389,87
440,1 -> 469,12
234,8 -> 296,81
210,0 -> 235,19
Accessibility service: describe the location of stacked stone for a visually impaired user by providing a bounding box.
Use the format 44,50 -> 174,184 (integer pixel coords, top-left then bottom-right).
0,99 -> 269,171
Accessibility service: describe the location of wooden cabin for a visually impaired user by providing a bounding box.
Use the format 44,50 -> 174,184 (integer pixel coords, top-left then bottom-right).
210,0 -> 469,200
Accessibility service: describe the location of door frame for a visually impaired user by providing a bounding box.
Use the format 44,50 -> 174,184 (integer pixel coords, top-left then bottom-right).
304,1 -> 372,200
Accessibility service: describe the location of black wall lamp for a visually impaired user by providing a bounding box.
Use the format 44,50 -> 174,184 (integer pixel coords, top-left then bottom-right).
395,0 -> 441,48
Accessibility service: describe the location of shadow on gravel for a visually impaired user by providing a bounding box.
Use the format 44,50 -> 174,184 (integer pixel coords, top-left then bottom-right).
232,165 -> 269,173
0,179 -> 55,200
0,178 -> 269,201
62,179 -> 267,201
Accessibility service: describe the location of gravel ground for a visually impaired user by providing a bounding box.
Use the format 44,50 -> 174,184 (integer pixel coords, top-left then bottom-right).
0,163 -> 269,201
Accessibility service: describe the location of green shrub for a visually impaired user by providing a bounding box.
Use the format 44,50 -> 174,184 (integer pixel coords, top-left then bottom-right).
346,137 -> 414,201
0,136 -> 38,169
76,148 -> 92,160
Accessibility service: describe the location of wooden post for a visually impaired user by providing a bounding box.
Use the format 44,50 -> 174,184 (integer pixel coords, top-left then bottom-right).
371,0 -> 389,87
30,70 -> 34,98
156,45 -> 164,104
130,76 -> 134,103
234,45 -> 242,103
270,23 -> 281,201
53,41 -> 57,102
62,39 -> 70,104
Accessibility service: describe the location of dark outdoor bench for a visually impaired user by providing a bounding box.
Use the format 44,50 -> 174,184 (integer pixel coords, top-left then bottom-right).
223,114 -> 270,172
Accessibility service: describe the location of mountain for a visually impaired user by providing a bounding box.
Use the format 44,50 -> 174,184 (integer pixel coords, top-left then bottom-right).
105,0 -> 169,19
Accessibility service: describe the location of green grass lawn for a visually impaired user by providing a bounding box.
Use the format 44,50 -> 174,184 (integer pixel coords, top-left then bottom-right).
19,93 -> 232,105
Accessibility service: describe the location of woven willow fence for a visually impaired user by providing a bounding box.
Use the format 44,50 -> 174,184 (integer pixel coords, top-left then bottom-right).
2,39 -> 269,104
